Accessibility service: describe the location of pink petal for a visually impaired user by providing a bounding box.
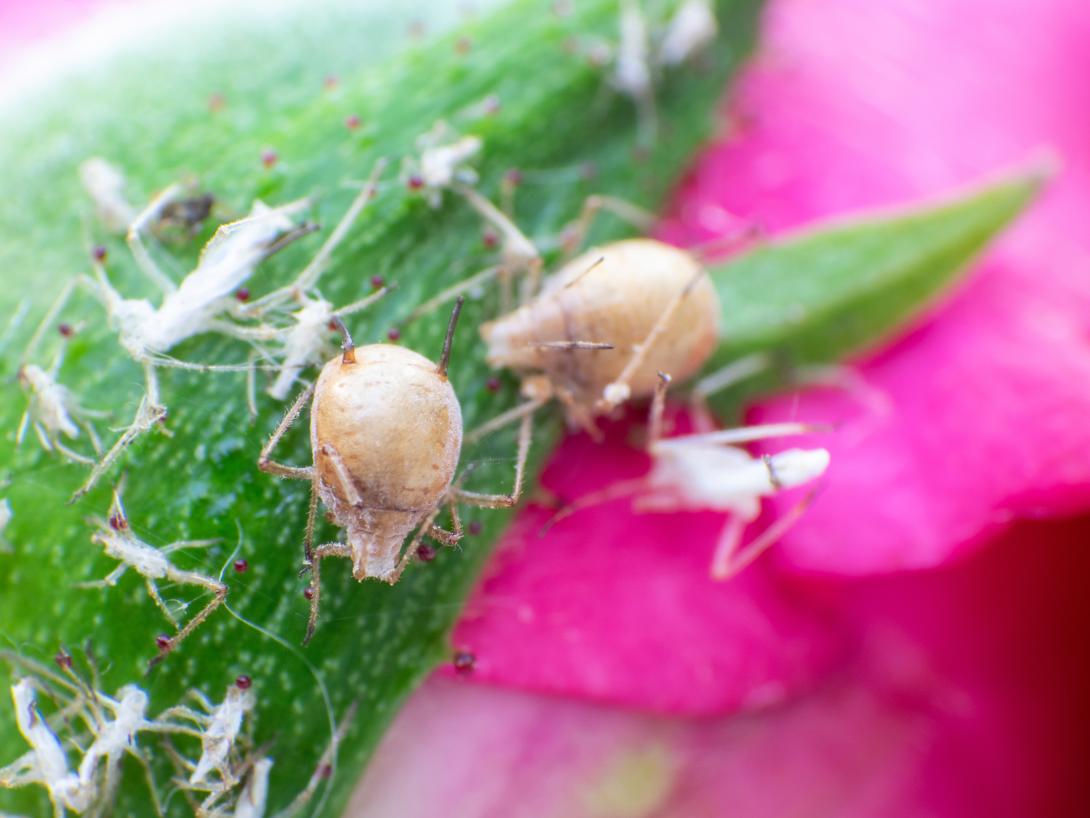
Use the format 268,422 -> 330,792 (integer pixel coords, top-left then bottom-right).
660,0 -> 1090,574
450,415 -> 846,716
354,518 -> 1090,818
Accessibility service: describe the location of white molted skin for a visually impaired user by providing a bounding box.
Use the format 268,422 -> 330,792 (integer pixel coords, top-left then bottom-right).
266,294 -> 337,401
191,685 -> 254,785
233,757 -> 273,818
311,344 -> 463,581
105,200 -> 307,359
79,157 -> 136,234
659,0 -> 717,66
18,364 -> 81,440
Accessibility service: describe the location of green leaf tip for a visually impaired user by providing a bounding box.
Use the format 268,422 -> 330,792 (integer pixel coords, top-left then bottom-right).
702,161 -> 1048,408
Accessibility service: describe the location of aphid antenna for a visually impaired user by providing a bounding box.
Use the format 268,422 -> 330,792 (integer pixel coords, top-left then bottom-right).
464,396 -> 546,445
691,353 -> 771,400
531,340 -> 614,351
328,315 -> 356,364
560,255 -> 605,291
710,488 -> 821,580
654,421 -> 834,449
436,296 -> 466,378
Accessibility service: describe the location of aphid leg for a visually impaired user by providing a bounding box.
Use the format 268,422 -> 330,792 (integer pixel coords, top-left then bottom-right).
648,371 -> 671,446
304,543 -> 352,644
126,184 -> 185,295
70,394 -> 167,503
651,422 -> 830,450
244,159 -> 387,312
687,220 -> 763,264
316,444 -> 364,507
275,701 -> 357,818
597,267 -> 706,413
428,497 -> 463,547
689,353 -> 771,431
454,184 -> 541,306
257,383 -> 316,481
148,569 -> 228,668
710,493 -> 817,580
388,506 -> 445,583
454,413 -> 532,509
560,193 -> 655,258
464,396 -> 545,445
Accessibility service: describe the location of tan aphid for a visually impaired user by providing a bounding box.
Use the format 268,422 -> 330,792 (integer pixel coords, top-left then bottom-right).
310,341 -> 462,580
259,298 -> 529,642
480,238 -> 720,428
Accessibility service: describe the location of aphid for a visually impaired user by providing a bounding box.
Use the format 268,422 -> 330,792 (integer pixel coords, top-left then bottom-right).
158,191 -> 217,236
16,283 -> 104,466
79,157 -> 136,234
475,238 -> 720,437
403,121 -> 482,208
549,374 -> 831,579
80,484 -> 226,666
0,679 -> 91,817
613,0 -> 656,143
159,679 -> 255,788
258,299 -> 530,641
658,0 -> 718,66
71,189 -> 314,500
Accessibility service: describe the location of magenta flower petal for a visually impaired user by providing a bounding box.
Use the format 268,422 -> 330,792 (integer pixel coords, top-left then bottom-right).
450,417 -> 846,716
355,519 -> 1090,818
658,0 -> 1090,574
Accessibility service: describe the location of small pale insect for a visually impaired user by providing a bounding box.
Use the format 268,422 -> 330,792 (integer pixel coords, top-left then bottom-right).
548,374 -> 831,579
71,187 -> 315,501
79,157 -> 136,234
80,484 -> 226,667
658,0 -> 718,66
403,120 -> 483,207
259,299 -> 530,642
158,679 -> 255,789
476,237 -> 720,436
0,679 -> 91,817
15,287 -> 105,466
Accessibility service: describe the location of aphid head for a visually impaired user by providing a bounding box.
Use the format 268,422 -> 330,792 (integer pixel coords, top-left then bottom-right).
762,448 -> 831,490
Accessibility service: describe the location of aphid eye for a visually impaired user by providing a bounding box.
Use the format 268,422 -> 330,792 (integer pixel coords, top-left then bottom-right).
234,287 -> 251,302
503,168 -> 523,187
323,75 -> 339,91
92,245 -> 108,262
261,149 -> 279,170
455,36 -> 473,55
58,323 -> 74,338
370,274 -> 385,289
233,559 -> 249,573
485,376 -> 502,393
386,327 -> 402,342
406,175 -> 425,191
234,674 -> 253,690
154,634 -> 173,652
467,521 -> 482,536
452,650 -> 476,674
345,114 -> 362,131
54,650 -> 73,670
481,230 -> 498,249
416,544 -> 437,563
108,513 -> 128,531
208,93 -> 226,112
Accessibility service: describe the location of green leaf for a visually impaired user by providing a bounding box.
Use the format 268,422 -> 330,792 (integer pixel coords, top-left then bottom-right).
0,1 -> 762,816
702,166 -> 1047,409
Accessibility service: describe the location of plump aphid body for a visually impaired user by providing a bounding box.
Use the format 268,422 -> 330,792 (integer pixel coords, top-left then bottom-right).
311,344 -> 463,579
481,238 -> 720,425
260,301 -> 529,642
